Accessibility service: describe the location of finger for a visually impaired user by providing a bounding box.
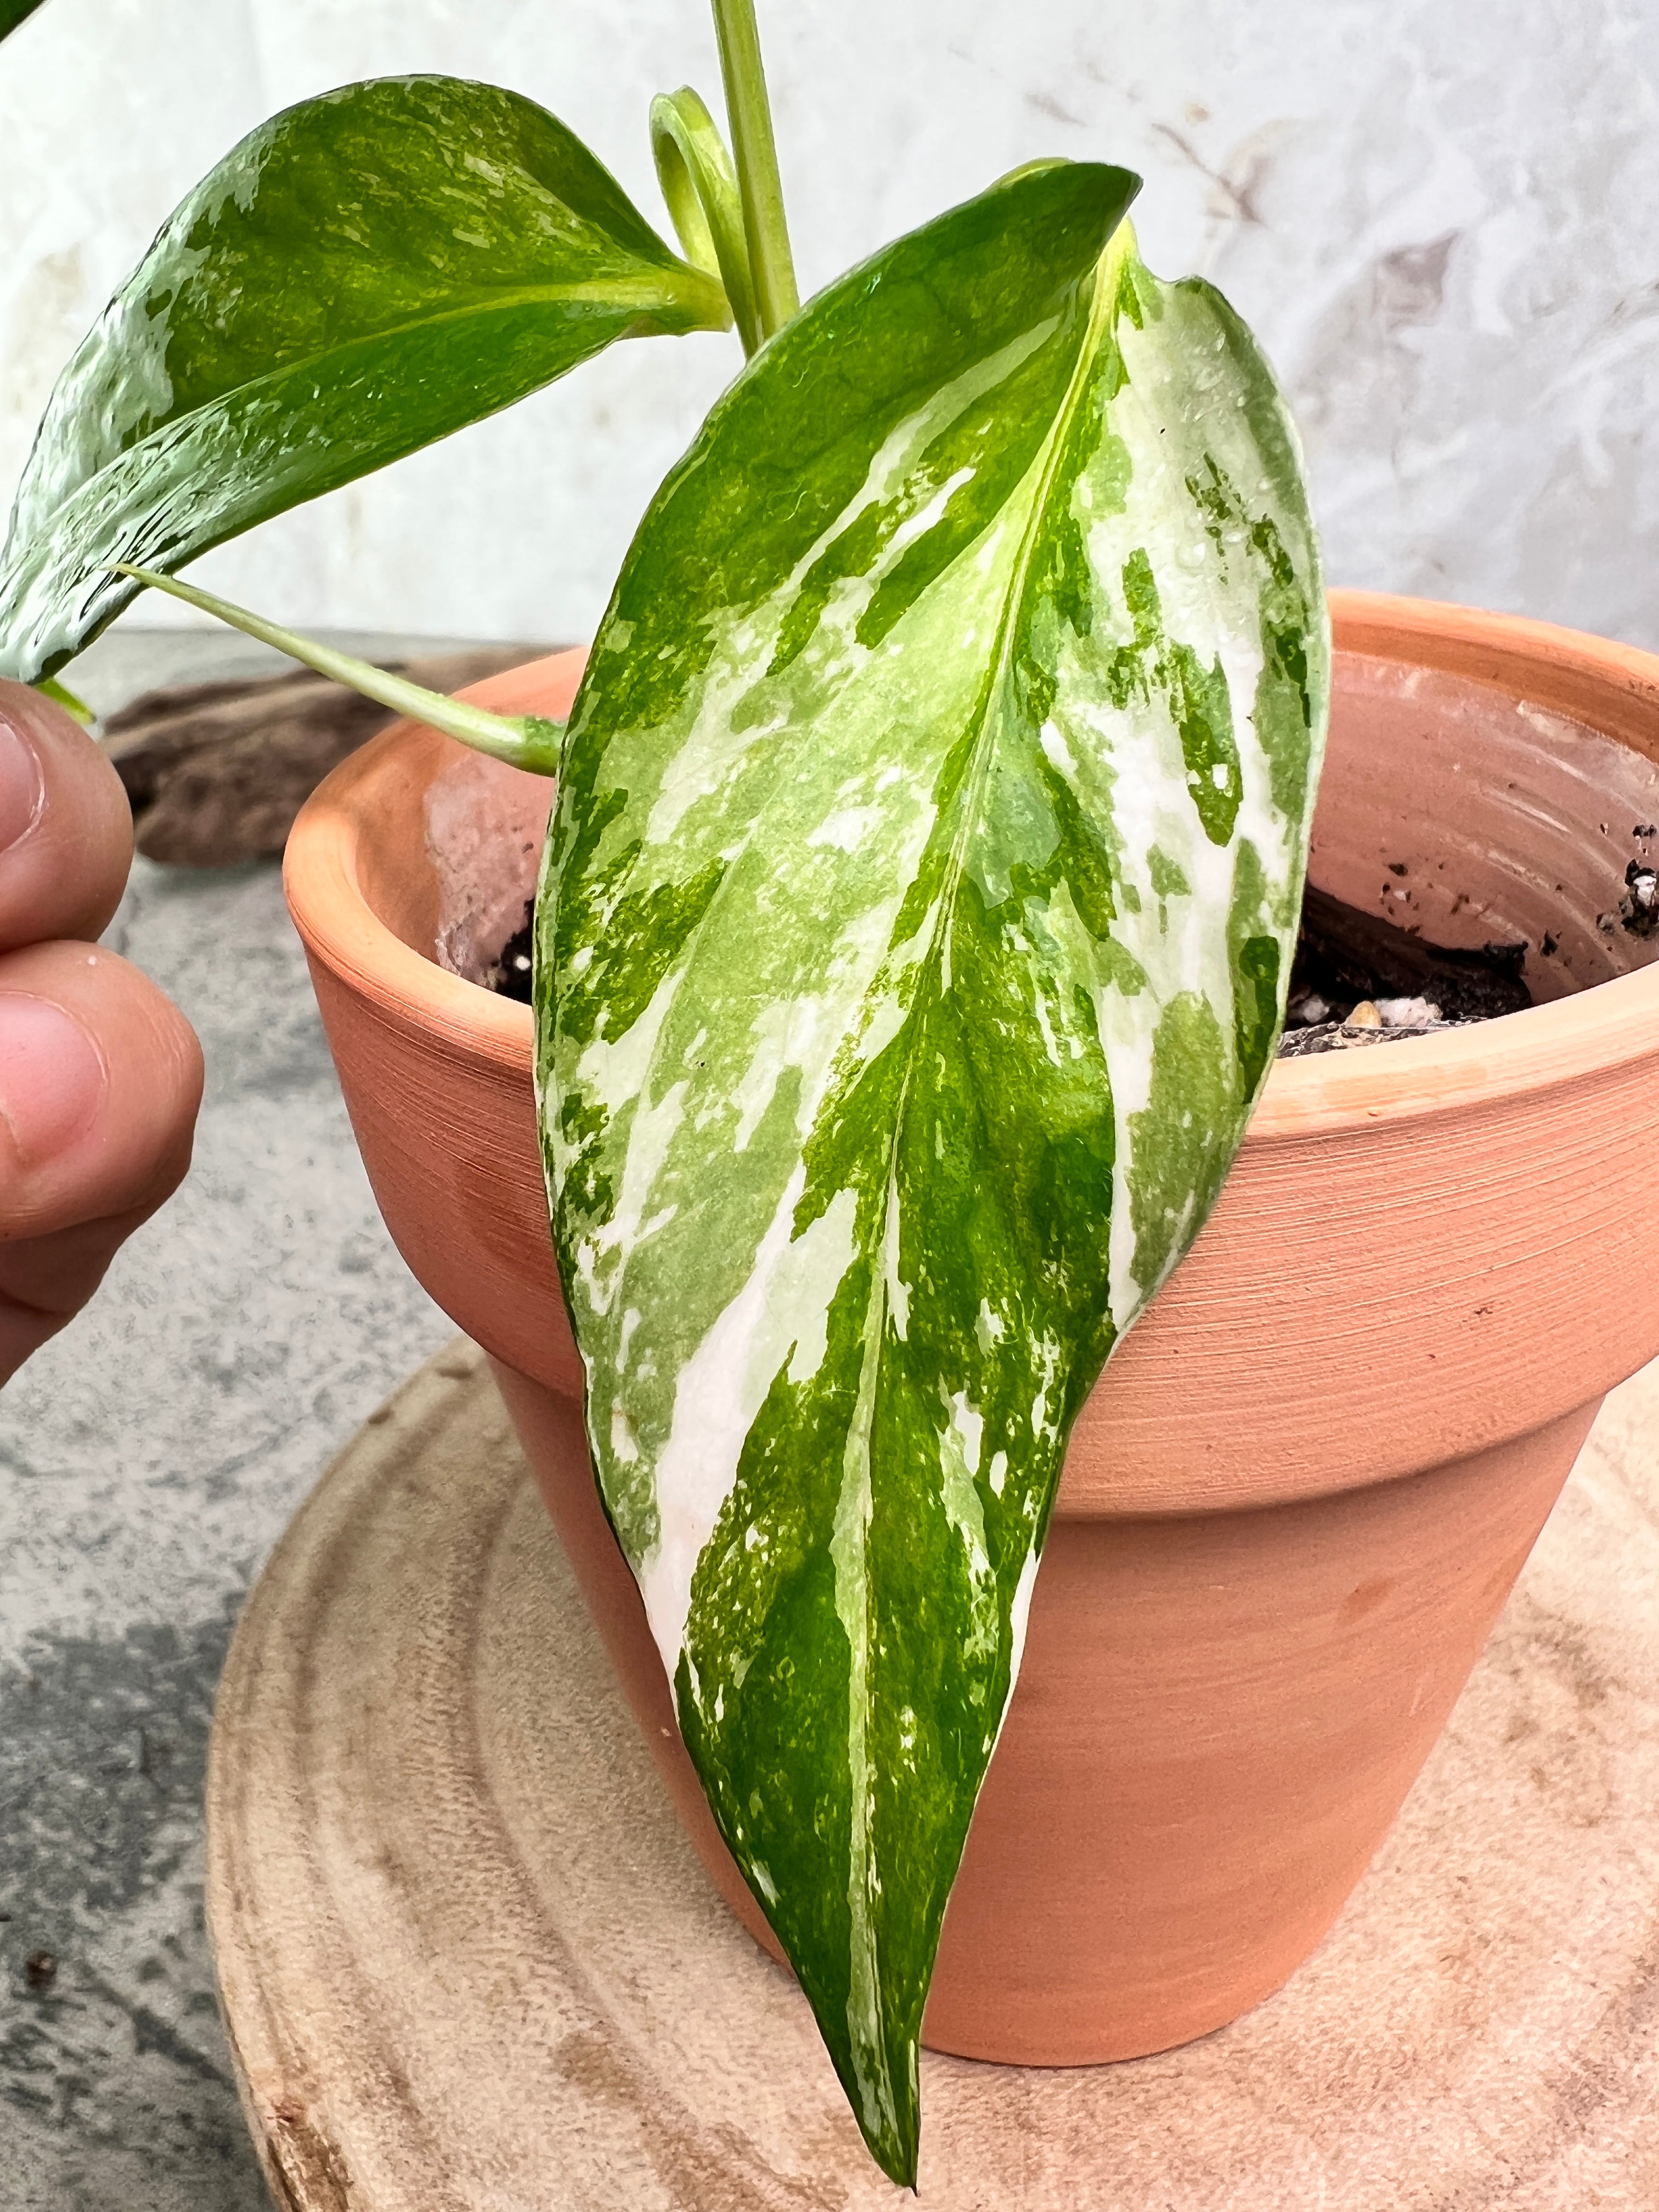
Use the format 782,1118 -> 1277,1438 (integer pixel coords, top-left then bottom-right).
0,1203 -> 165,1378
0,940 -> 202,1383
0,678 -> 133,951
0,938 -> 203,1238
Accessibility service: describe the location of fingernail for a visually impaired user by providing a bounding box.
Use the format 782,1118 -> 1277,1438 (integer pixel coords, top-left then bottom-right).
0,714 -> 44,855
0,995 -> 106,1166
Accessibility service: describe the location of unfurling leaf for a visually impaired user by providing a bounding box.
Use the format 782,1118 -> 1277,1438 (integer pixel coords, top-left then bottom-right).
537,157 -> 1328,2181
0,75 -> 731,682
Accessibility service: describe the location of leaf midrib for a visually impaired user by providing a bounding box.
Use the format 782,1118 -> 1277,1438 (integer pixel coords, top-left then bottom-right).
10,267 -> 726,552
805,236 -> 1119,2146
578,243 -> 1118,1431
866,241 -> 1119,1342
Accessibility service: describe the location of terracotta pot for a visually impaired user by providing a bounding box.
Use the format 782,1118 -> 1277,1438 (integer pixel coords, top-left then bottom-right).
284,594 -> 1659,2066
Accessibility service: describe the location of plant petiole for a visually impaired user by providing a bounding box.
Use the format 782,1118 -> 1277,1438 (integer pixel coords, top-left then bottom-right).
110,566 -> 563,776
709,0 -> 798,342
32,674 -> 94,724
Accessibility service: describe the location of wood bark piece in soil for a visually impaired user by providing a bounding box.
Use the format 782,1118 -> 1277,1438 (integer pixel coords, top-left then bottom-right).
206,1337 -> 1659,2211
102,647 -> 552,866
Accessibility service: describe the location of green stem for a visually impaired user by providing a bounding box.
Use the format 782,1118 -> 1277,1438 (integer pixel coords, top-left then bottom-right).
112,566 -> 563,776
33,674 -> 94,725
651,88 -> 760,356
709,0 -> 798,341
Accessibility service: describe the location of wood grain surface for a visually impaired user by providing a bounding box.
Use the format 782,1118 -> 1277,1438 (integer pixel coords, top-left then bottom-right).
206,1340 -> 1659,2211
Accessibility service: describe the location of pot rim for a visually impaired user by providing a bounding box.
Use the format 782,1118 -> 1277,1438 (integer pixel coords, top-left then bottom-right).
285,593 -> 1659,1143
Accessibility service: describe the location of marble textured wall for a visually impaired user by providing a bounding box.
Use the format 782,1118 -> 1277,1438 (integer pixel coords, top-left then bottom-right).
2,0 -> 1655,648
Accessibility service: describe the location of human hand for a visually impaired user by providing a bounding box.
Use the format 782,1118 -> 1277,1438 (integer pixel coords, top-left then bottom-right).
0,680 -> 203,1384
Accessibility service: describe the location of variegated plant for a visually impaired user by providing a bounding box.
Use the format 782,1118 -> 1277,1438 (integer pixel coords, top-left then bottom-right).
0,3 -> 1327,2185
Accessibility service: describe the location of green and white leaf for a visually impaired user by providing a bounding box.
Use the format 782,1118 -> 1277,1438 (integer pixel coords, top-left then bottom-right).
0,75 -> 730,682
537,160 -> 1328,2183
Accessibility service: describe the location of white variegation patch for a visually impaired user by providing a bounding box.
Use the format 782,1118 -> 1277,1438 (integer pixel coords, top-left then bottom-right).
639,1173 -> 860,1677
1060,244 -> 1324,1325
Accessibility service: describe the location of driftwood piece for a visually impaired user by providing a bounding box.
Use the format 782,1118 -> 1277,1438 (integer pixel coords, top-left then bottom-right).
103,647 -> 550,866
206,1338 -> 1659,2211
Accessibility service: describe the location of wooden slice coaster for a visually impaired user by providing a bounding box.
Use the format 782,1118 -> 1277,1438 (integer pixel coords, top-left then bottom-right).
206,1339 -> 1659,2210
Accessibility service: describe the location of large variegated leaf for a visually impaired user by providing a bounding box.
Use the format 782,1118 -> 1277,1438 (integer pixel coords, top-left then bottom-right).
0,75 -> 729,681
537,160 -> 1328,2182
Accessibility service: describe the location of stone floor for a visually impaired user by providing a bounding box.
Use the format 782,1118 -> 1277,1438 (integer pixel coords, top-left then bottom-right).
0,630 -> 479,2210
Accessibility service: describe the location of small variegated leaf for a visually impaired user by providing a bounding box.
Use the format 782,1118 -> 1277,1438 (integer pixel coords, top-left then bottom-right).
0,75 -> 729,682
537,161 -> 1328,2183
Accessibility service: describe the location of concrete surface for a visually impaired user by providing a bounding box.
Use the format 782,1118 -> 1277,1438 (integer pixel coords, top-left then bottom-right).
0,631 -> 464,2210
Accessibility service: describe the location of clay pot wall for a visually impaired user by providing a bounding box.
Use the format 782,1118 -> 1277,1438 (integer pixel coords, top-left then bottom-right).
285,595 -> 1659,2062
